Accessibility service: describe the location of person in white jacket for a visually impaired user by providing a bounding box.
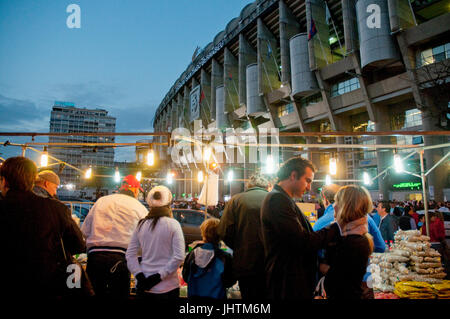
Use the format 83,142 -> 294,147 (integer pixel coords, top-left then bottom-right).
126,185 -> 185,300
81,175 -> 148,298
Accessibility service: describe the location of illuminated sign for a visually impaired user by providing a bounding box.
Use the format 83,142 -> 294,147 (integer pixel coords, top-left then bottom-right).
392,182 -> 422,190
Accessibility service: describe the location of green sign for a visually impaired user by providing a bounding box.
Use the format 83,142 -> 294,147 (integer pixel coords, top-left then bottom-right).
393,182 -> 422,190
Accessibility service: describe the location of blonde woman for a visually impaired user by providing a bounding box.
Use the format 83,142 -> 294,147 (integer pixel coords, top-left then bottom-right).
320,185 -> 374,299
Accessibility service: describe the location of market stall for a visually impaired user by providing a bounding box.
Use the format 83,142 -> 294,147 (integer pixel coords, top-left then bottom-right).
369,229 -> 449,299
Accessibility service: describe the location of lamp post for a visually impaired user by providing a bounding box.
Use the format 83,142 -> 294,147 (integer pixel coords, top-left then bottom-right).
419,150 -> 430,238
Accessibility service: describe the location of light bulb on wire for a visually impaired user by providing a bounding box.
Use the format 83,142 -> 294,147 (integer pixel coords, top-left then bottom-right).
41,146 -> 48,167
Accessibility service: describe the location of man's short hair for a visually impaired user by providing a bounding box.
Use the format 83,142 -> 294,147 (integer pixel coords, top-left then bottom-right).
277,156 -> 315,181
321,184 -> 341,204
0,157 -> 37,192
247,173 -> 270,189
378,201 -> 390,212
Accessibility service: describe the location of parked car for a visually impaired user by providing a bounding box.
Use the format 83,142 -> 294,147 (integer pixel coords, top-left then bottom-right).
172,209 -> 213,245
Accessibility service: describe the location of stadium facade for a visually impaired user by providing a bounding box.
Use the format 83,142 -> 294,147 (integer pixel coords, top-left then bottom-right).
152,0 -> 450,202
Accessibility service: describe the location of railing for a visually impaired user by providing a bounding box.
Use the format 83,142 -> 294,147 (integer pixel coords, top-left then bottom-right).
62,201 -> 95,224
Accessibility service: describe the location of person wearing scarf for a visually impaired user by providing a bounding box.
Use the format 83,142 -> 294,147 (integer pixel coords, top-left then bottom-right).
320,185 -> 374,299
126,186 -> 185,300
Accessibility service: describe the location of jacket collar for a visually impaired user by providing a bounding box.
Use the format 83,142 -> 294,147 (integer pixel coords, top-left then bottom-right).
246,187 -> 268,193
273,184 -> 291,198
33,185 -> 52,198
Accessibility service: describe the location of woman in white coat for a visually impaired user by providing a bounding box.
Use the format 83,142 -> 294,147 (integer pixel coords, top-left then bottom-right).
126,185 -> 185,299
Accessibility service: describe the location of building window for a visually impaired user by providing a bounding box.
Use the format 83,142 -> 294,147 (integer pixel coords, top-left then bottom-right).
417,42 -> 450,66
277,103 -> 294,117
390,108 -> 422,130
353,120 -> 375,132
330,77 -> 360,97
300,92 -> 323,107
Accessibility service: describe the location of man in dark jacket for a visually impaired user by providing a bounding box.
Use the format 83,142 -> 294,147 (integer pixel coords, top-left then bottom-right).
260,156 -> 340,300
217,174 -> 271,299
0,157 -> 86,298
377,201 -> 397,243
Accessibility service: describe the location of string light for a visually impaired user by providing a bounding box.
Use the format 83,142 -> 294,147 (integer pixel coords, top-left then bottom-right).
265,155 -> 274,174
114,167 -> 120,183
203,146 -> 212,162
325,175 -> 332,186
85,166 -> 92,179
329,157 -> 337,175
40,146 -> 48,167
227,170 -> 234,182
363,172 -> 372,185
147,148 -> 155,166
167,171 -> 174,184
197,171 -> 204,183
394,154 -> 404,173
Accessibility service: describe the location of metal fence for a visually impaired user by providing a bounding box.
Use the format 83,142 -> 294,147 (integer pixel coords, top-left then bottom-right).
62,201 -> 95,225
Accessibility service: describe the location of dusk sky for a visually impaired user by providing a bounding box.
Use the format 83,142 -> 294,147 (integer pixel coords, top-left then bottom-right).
0,0 -> 252,162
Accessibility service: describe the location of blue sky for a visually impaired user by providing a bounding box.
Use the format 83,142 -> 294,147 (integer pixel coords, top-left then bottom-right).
0,0 -> 252,162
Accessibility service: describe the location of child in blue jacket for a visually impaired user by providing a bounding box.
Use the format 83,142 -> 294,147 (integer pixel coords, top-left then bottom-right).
182,218 -> 235,300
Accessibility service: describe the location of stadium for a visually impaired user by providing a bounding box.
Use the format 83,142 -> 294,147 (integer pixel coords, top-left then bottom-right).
152,0 -> 450,202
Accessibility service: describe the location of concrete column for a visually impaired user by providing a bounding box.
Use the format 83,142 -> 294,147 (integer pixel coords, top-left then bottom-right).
335,116 -> 352,182
257,18 -> 281,95
306,0 -> 331,70
239,34 -> 257,107
224,48 -> 239,114
342,0 -> 358,55
171,101 -> 177,131
375,105 -> 393,201
314,70 -> 338,130
211,59 -> 224,121
279,0 -> 301,84
230,167 -> 244,196
421,94 -> 447,202
183,86 -> 191,131
200,69 -> 212,126
394,34 -> 448,202
177,94 -> 184,128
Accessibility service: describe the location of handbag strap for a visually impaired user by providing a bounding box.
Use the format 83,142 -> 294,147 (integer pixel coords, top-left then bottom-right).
314,276 -> 327,298
59,236 -> 70,264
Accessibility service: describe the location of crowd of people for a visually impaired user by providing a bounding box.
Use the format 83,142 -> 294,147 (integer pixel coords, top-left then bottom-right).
0,155 -> 448,301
